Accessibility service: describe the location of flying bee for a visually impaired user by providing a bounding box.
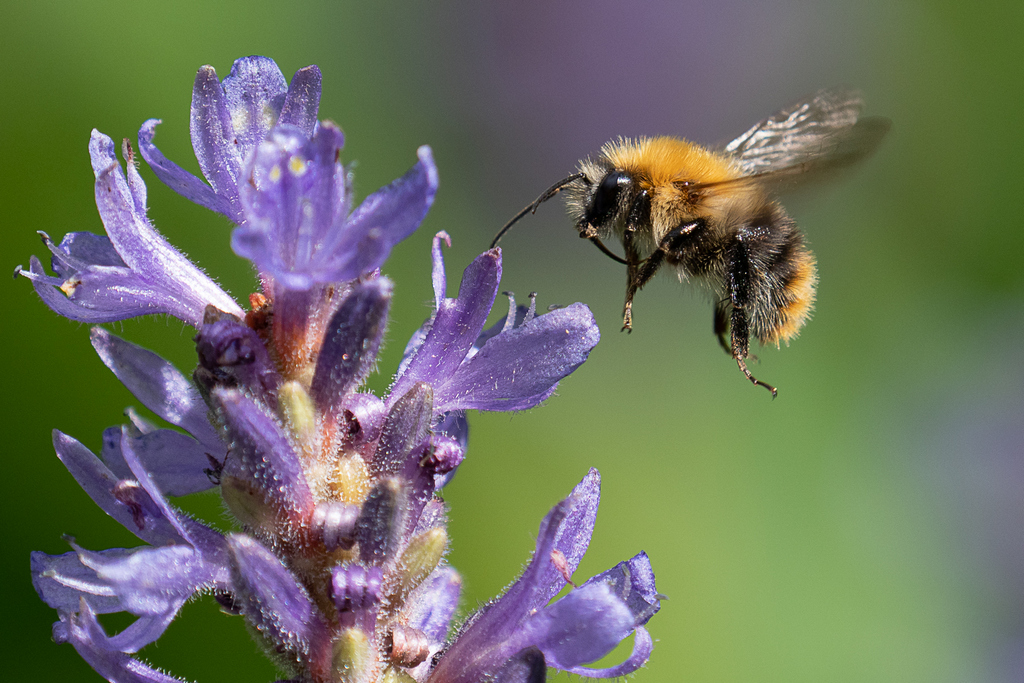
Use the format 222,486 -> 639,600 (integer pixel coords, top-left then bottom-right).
491,88 -> 889,397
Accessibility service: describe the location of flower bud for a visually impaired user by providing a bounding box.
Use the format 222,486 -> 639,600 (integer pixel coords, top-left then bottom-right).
279,380 -> 317,446
395,527 -> 447,599
332,627 -> 372,683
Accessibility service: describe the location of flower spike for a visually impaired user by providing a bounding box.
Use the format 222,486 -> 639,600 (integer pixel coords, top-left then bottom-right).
24,55 -> 658,683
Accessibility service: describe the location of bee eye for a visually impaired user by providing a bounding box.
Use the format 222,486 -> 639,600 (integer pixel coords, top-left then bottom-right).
587,171 -> 631,226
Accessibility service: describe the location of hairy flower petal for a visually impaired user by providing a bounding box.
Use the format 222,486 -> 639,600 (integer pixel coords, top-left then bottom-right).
434,302 -> 599,412
74,543 -> 226,618
100,427 -> 215,497
390,249 -> 500,403
32,549 -> 133,614
91,131 -> 241,324
227,534 -> 329,663
91,327 -> 224,454
310,278 -> 392,414
138,119 -> 232,217
21,132 -> 241,326
57,602 -> 190,683
278,65 -> 322,138
51,430 -> 182,546
328,145 -> 438,281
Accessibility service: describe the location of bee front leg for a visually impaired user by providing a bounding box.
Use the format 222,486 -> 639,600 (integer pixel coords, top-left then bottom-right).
624,218 -> 706,332
622,229 -> 643,332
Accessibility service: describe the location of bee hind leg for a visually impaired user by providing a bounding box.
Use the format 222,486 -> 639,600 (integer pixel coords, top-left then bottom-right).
730,306 -> 777,399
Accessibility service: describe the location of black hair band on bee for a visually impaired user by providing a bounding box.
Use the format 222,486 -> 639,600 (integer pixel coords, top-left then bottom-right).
489,173 -> 629,265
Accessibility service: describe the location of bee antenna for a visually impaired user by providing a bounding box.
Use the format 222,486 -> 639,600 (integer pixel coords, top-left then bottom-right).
489,173 -> 585,249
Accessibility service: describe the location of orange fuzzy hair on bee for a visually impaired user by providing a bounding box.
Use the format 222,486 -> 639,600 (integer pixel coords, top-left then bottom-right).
600,136 -> 738,187
763,244 -> 817,346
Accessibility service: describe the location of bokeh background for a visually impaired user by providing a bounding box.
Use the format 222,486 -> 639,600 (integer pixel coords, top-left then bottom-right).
3,1 -> 1023,681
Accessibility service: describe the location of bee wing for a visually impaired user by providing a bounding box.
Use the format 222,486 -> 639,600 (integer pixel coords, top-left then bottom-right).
719,88 -> 889,181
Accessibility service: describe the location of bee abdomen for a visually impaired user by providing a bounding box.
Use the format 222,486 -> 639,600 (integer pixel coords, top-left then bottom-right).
732,204 -> 818,346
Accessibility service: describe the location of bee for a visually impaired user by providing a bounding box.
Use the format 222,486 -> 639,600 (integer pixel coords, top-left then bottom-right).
491,88 -> 889,397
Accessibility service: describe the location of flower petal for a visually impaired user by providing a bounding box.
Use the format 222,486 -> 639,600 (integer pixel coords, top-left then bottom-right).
528,580 -> 637,669
100,427 -> 217,497
390,249 -> 500,403
226,534 -> 329,662
25,131 -> 239,326
560,626 -> 655,678
32,549 -> 131,614
189,64 -> 244,215
90,130 -> 242,325
434,302 -> 600,413
90,327 -> 224,454
75,542 -> 227,618
221,56 -> 288,158
51,430 -> 181,546
310,278 -> 393,414
138,119 -> 233,218
279,65 -> 322,137
58,602 -> 190,683
327,145 -> 438,281
405,565 -> 461,647
49,231 -> 124,276
581,551 -> 661,627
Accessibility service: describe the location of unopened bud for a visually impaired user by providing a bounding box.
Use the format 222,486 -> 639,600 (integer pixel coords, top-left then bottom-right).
381,666 -> 419,683
333,627 -> 372,683
332,454 -> 371,505
279,380 -> 317,445
396,527 -> 447,598
356,478 -> 402,565
386,624 -> 430,668
311,501 -> 359,551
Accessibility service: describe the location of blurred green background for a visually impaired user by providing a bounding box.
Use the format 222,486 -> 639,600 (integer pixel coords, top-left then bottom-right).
4,1 -> 1023,681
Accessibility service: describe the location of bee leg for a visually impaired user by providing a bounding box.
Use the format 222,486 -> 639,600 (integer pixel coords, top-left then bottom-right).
624,218 -> 706,332
729,303 -> 777,398
727,238 -> 776,397
621,230 -> 644,332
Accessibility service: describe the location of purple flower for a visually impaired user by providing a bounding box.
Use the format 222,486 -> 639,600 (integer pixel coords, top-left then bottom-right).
139,55 -> 322,225
17,133 -> 242,327
428,469 -> 661,683
23,56 -> 659,683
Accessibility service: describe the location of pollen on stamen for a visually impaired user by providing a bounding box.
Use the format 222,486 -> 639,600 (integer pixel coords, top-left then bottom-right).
59,277 -> 81,296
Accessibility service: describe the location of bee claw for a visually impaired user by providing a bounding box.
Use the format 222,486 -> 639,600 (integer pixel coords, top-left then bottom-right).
736,358 -> 777,398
